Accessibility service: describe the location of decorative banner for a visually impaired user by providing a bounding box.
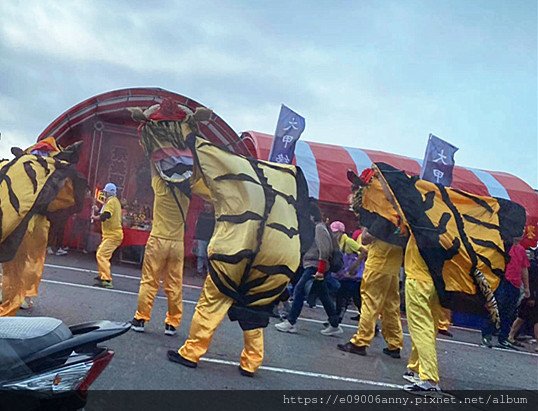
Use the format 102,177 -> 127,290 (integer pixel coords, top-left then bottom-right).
268,104 -> 306,164
420,134 -> 459,186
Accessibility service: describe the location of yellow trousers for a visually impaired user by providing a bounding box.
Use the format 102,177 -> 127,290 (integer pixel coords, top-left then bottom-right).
179,276 -> 264,373
350,269 -> 403,350
0,229 -> 32,316
96,237 -> 122,282
25,216 -> 50,298
405,278 -> 443,383
135,236 -> 184,327
437,308 -> 452,331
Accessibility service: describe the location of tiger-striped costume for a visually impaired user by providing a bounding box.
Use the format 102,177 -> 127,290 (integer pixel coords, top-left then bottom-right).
131,100 -> 311,373
0,140 -> 86,262
348,163 -> 527,326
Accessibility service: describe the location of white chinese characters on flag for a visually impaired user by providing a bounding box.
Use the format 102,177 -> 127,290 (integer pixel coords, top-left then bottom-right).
268,104 -> 306,164
420,134 -> 459,186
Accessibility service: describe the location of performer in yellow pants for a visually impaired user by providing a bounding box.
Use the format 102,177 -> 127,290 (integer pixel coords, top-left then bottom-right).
132,174 -> 189,335
402,234 -> 443,390
23,215 -> 50,307
0,226 -> 33,316
338,227 -> 403,357
93,183 -> 123,288
437,308 -> 453,337
175,275 -> 264,374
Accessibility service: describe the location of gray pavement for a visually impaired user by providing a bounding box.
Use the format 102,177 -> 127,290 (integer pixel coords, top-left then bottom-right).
16,252 -> 538,392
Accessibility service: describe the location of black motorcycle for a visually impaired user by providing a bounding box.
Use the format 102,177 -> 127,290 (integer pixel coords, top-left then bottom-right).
0,317 -> 130,410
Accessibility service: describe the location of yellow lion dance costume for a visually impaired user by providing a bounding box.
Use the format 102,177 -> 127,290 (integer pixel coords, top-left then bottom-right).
130,99 -> 311,376
347,163 -> 526,388
0,138 -> 86,316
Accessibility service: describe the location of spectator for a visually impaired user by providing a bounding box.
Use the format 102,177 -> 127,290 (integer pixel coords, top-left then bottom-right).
47,210 -> 70,256
275,200 -> 343,336
329,221 -> 366,322
194,203 -> 215,276
482,235 -> 530,349
508,248 -> 538,350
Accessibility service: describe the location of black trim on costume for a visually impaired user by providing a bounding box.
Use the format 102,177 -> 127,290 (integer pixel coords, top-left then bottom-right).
252,264 -> 296,278
476,253 -> 505,277
23,161 -> 38,193
462,214 -> 499,231
471,237 -> 505,256
266,223 -> 299,238
217,211 -> 264,224
214,173 -> 260,185
35,155 -> 51,176
210,249 -> 256,264
452,188 -> 494,214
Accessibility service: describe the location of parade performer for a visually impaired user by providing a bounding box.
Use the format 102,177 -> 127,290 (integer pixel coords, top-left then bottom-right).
92,183 -> 123,289
130,101 -> 191,335
337,172 -> 405,358
0,137 -> 86,316
346,164 -> 526,394
129,99 -> 311,376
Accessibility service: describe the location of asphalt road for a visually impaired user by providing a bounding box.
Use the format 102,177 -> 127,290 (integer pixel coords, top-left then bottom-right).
16,253 -> 538,394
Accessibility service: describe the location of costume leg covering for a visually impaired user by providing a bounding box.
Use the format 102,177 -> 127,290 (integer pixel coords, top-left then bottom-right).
25,215 -> 50,298
96,238 -> 122,281
0,231 -> 32,316
135,236 -> 167,323
380,273 -> 403,350
240,328 -> 264,373
438,308 -> 452,331
350,269 -> 391,347
163,238 -> 184,327
405,278 -> 441,383
179,276 -> 233,363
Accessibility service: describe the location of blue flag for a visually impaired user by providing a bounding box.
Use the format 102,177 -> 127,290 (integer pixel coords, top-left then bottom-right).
268,104 -> 306,164
420,134 -> 459,186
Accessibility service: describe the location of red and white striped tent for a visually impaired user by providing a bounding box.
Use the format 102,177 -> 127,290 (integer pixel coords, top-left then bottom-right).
242,131 -> 538,248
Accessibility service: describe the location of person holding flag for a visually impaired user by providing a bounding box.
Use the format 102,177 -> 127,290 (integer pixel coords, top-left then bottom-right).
92,183 -> 123,289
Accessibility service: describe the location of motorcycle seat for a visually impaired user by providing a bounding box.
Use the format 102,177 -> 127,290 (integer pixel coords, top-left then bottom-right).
0,317 -> 72,369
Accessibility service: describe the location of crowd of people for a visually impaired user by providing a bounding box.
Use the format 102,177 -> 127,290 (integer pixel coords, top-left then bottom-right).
1,125 -> 536,397
1,182 -> 537,394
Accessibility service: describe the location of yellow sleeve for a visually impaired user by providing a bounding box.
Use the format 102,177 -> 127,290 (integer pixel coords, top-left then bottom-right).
344,237 -> 360,254
103,198 -> 119,215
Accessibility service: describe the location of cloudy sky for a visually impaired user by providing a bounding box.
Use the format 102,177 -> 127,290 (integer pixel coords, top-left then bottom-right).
1,0 -> 536,187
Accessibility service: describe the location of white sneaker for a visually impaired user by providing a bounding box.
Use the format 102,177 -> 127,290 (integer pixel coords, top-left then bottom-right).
403,370 -> 420,384
275,320 -> 297,333
320,325 -> 343,336
47,247 -> 54,255
55,249 -> 68,256
403,380 -> 442,394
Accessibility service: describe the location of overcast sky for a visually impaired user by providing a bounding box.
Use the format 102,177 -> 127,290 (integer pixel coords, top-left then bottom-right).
1,0 -> 536,187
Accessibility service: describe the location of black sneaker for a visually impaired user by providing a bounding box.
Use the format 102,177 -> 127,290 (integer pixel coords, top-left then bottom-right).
498,340 -> 519,351
481,335 -> 493,348
438,329 -> 453,338
165,324 -> 177,336
131,318 -> 145,332
337,342 -> 366,356
382,347 -> 401,359
167,350 -> 197,368
350,315 -> 360,321
238,366 -> 254,378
